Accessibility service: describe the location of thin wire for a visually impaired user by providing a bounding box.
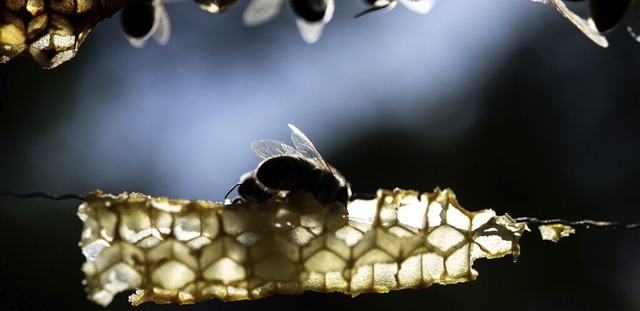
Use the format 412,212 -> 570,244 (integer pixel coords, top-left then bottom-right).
513,217 -> 640,229
0,190 -> 86,201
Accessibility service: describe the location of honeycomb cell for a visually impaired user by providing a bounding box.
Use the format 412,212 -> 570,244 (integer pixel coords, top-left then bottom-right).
426,225 -> 466,254
352,228 -> 401,264
0,11 -> 25,45
422,253 -> 445,281
119,203 -> 153,243
81,238 -> 110,262
151,261 -> 196,290
174,210 -> 202,241
98,263 -> 142,301
304,249 -> 346,273
202,257 -> 246,284
221,209 -> 247,235
289,226 -> 315,246
335,225 -> 364,246
254,254 -> 298,281
445,205 -> 471,231
396,198 -> 427,230
185,236 -> 212,250
372,263 -> 398,292
350,265 -> 373,294
200,236 -> 248,267
445,245 -> 472,279
201,209 -> 220,239
426,200 -> 444,227
397,255 -> 422,287
147,240 -> 198,273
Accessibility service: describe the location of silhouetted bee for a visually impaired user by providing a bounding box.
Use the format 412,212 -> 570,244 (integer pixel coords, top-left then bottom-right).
243,0 -> 334,43
355,0 -> 435,18
234,124 -> 351,208
119,0 -> 171,48
540,0 -> 640,47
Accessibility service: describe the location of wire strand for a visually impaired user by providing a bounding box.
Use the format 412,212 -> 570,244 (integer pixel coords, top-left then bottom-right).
513,217 -> 640,229
0,190 -> 86,201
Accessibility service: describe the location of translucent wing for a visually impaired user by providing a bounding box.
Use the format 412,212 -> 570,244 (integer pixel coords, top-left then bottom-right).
624,1 -> 640,42
400,0 -> 436,14
152,1 -> 171,45
288,124 -> 332,171
250,140 -> 301,159
549,0 -> 609,47
295,19 -> 325,44
243,0 -> 284,26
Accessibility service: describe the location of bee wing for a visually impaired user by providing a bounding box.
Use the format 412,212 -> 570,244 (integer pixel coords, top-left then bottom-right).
251,140 -> 302,159
399,0 -> 436,14
243,0 -> 284,26
295,19 -> 325,44
152,0 -> 171,45
288,124 -> 332,171
549,0 -> 609,47
624,1 -> 640,42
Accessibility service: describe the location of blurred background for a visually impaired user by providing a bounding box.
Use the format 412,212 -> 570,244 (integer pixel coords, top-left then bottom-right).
1,0 -> 640,310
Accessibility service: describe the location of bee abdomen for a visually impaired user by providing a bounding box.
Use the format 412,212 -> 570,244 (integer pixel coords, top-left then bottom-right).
290,0 -> 328,22
120,0 -> 156,39
590,0 -> 632,33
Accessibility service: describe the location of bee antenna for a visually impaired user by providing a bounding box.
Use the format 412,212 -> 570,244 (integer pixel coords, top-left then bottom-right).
513,217 -> 640,230
0,190 -> 86,201
349,192 -> 377,201
224,184 -> 241,201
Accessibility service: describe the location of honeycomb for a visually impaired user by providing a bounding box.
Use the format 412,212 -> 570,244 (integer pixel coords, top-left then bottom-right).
77,188 -> 527,306
0,0 -> 127,68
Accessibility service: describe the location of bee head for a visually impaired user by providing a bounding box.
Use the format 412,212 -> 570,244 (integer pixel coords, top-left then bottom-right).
236,172 -> 272,203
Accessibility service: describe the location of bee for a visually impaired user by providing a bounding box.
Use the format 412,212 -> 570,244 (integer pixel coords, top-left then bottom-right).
233,124 -> 351,208
242,0 -> 335,44
119,0 -> 171,48
355,0 -> 436,18
540,0 -> 640,47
